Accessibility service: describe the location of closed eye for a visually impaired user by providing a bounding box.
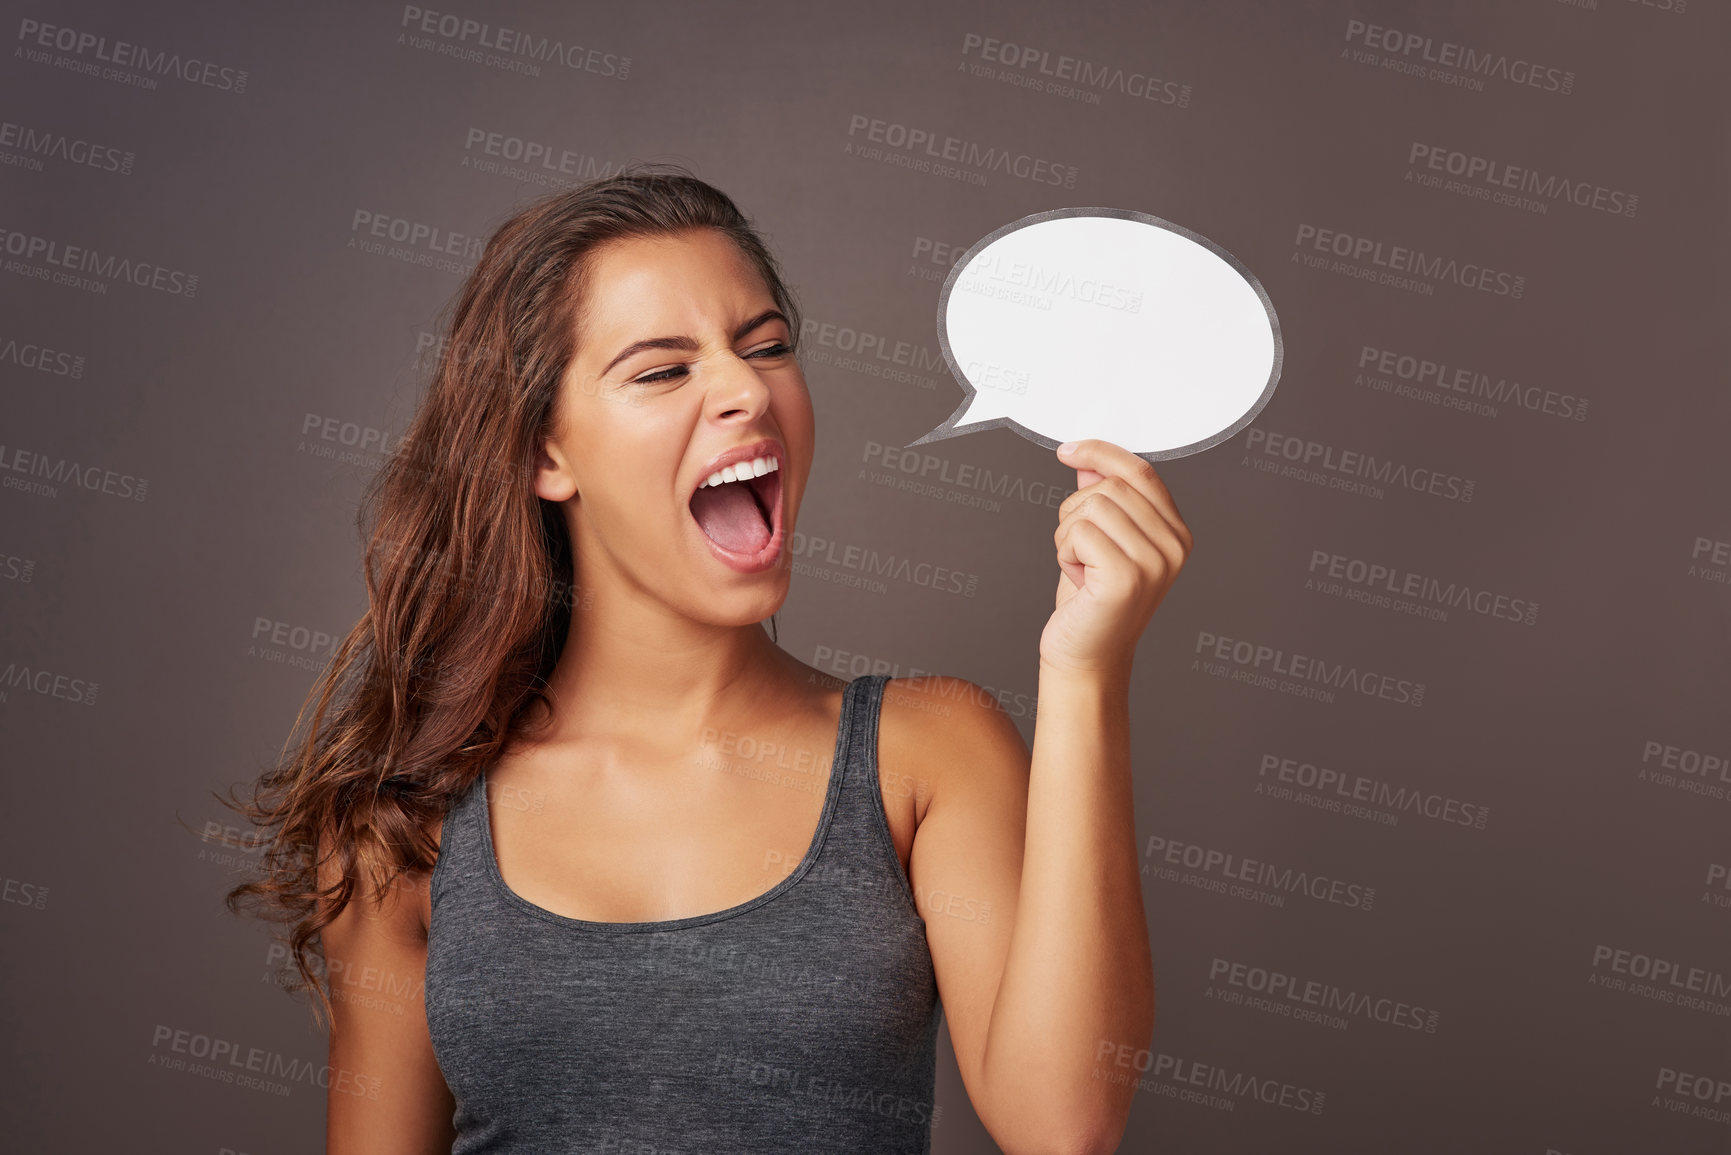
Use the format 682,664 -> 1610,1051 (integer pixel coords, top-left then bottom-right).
631,342 -> 793,385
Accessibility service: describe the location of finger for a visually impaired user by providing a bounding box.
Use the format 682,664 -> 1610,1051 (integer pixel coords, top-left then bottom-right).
1055,485 -> 1177,585
1055,516 -> 1132,593
1061,440 -> 1192,553
1058,473 -> 1161,538
1058,476 -> 1188,575
1056,439 -> 1193,552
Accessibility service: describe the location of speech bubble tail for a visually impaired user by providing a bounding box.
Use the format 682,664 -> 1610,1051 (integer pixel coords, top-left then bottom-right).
905,425 -> 961,448
907,393 -> 1001,449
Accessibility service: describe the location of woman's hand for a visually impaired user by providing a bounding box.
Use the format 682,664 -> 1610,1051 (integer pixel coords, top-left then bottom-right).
1040,438 -> 1194,678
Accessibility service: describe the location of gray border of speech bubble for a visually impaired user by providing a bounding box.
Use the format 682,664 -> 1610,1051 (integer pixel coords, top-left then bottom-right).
908,205 -> 1284,464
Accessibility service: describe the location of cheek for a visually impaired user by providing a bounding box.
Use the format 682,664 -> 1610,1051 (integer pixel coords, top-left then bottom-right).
784,386 -> 816,479
568,401 -> 687,522
774,378 -> 816,447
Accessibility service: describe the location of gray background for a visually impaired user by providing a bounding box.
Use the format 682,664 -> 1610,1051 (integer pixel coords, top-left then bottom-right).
2,0 -> 1727,1151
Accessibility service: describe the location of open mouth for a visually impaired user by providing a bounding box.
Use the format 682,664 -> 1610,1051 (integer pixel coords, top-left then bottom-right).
688,452 -> 783,565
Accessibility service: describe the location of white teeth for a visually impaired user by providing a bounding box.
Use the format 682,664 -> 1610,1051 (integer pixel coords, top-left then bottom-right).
698,455 -> 779,489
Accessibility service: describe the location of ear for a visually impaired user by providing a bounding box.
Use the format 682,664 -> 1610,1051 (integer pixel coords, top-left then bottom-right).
534,435 -> 579,502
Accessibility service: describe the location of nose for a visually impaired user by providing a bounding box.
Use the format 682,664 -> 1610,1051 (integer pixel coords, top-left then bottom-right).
705,346 -> 773,423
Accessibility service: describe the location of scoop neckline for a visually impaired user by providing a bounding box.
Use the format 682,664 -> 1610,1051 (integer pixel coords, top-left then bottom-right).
474,677 -> 858,934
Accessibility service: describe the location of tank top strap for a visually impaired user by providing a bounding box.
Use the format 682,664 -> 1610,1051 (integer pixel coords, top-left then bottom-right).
813,673 -> 924,923
430,760 -> 484,913
837,670 -> 883,781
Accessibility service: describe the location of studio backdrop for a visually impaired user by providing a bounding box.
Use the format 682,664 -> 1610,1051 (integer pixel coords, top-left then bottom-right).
2,1 -> 1726,1152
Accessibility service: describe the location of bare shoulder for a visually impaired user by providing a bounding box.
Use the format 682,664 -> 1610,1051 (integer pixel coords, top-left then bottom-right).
316,817 -> 457,1148
316,814 -> 443,949
879,674 -> 1030,752
878,675 -> 1031,812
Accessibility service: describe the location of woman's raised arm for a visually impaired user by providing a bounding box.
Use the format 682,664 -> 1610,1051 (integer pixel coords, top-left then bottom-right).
898,438 -> 1192,1155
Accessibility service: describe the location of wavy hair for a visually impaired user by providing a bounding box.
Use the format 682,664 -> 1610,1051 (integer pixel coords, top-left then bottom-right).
217,163 -> 803,1028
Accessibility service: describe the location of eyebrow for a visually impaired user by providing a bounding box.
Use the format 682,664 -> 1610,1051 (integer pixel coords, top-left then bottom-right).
600,308 -> 791,377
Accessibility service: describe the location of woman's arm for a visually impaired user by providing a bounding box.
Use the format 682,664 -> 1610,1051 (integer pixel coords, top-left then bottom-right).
896,670 -> 1146,1155
900,439 -> 1191,1155
317,852 -> 457,1154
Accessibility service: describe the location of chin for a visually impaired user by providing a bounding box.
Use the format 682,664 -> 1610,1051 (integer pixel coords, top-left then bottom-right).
686,582 -> 789,630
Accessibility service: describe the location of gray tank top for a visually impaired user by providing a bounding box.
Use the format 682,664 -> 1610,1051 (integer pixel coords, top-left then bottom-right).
425,673 -> 942,1153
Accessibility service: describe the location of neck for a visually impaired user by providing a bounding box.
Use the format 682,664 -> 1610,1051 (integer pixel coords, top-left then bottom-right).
536,576 -> 790,745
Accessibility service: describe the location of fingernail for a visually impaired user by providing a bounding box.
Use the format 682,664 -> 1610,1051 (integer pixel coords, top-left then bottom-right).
1057,441 -> 1078,454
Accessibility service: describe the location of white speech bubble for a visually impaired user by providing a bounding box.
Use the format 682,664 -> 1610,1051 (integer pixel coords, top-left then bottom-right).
910,207 -> 1282,463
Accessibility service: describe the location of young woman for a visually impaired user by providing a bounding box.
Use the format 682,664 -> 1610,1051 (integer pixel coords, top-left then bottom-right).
225,165 -> 1192,1155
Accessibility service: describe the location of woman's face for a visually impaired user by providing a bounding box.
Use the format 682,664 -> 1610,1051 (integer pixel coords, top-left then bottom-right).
535,228 -> 813,628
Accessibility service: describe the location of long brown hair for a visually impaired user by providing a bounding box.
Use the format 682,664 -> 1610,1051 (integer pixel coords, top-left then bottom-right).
218,163 -> 804,1028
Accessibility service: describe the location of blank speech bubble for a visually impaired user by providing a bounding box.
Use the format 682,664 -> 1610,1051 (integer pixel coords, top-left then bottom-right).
909,207 -> 1282,463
